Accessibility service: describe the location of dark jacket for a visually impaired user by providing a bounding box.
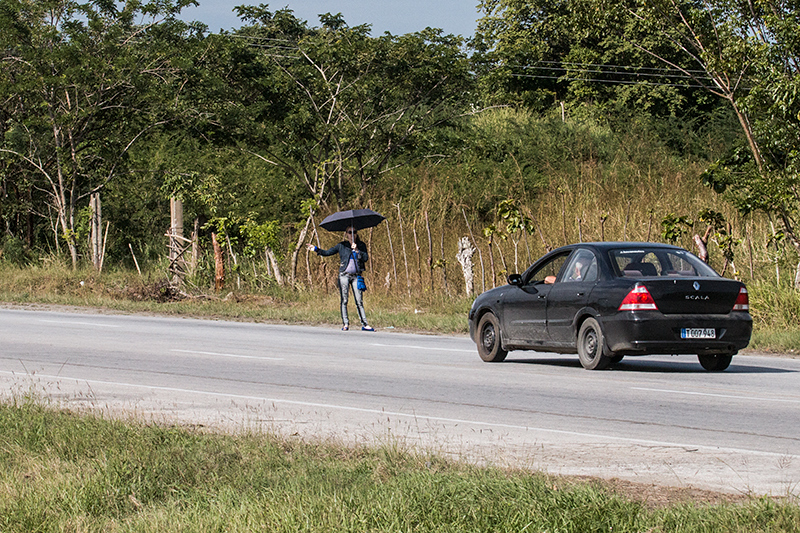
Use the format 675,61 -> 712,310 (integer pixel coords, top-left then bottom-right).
315,240 -> 368,274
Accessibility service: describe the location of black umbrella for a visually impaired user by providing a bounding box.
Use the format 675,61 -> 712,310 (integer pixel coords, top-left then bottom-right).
319,209 -> 386,232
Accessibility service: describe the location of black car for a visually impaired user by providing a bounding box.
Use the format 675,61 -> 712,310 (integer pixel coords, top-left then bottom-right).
468,242 -> 752,371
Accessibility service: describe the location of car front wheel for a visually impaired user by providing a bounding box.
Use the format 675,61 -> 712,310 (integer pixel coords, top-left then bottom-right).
698,354 -> 732,371
578,318 -> 612,370
476,312 -> 508,362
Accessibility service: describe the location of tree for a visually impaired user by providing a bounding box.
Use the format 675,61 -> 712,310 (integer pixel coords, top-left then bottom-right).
0,0 -> 200,267
471,0 -> 705,114
625,0 -> 800,287
212,7 -> 473,285
472,0 -> 800,287
231,8 -> 473,206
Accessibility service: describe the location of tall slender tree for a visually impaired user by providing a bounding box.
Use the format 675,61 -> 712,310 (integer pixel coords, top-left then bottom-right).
0,0 -> 199,266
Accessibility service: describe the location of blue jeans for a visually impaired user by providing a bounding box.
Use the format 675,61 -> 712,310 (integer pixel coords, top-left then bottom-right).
338,273 -> 367,327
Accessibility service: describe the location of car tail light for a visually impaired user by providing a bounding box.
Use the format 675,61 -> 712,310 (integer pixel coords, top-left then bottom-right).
618,284 -> 659,311
733,286 -> 749,311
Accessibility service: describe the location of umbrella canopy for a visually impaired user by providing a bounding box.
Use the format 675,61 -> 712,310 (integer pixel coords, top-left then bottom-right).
319,209 -> 386,232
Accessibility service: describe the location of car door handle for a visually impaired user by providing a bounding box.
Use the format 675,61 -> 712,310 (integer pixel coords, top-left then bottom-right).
576,292 -> 585,296
538,295 -> 546,299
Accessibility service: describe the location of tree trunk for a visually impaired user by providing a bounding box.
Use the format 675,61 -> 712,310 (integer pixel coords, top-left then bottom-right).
693,226 -> 713,263
190,217 -> 199,276
290,214 -> 313,287
456,236 -> 476,296
461,208 -> 485,293
90,192 -> 102,269
487,234 -> 496,288
795,261 -> 800,291
266,247 -> 284,286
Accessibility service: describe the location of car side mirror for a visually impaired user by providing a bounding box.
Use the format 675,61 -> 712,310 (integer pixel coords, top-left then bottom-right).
507,274 -> 523,286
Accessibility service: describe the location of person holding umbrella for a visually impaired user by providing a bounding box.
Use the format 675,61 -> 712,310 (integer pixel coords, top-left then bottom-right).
307,209 -> 384,331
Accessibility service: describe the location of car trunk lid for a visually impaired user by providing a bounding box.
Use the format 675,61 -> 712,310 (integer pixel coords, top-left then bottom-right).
642,279 -> 741,315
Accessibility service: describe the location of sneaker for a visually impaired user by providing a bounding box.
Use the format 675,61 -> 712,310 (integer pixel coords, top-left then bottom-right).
342,326 -> 349,331
361,326 -> 374,331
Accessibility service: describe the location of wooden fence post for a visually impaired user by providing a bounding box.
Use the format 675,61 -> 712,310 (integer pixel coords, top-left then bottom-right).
212,232 -> 224,292
425,211 -> 434,292
168,197 -> 188,286
439,222 -> 450,295
386,221 -> 397,288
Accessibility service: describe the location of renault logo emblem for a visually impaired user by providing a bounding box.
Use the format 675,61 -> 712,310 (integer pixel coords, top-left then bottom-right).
693,281 -> 700,291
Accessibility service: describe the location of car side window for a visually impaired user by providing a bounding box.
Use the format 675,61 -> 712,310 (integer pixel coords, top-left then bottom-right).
525,253 -> 570,284
562,250 -> 598,283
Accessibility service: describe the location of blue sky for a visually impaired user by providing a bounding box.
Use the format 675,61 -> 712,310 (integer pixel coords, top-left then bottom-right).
179,1 -> 483,37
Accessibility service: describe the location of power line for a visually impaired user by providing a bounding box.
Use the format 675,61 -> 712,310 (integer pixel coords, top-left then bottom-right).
531,60 -> 710,76
509,72 -> 709,88
513,64 -> 713,83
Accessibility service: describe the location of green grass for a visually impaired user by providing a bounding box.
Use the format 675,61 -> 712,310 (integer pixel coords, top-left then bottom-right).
1,398 -> 798,532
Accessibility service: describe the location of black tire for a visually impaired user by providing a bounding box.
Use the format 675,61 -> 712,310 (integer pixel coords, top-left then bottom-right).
476,313 -> 508,362
698,354 -> 733,371
609,354 -> 625,364
577,318 -> 612,370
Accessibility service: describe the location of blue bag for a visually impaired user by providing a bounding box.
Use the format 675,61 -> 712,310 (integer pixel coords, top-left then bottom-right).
357,275 -> 367,291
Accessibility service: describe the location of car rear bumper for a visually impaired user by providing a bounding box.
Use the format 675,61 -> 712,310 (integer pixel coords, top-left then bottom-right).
602,312 -> 752,356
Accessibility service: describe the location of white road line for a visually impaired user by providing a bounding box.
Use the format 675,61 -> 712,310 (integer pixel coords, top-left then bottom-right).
4,370 -> 795,460
632,387 -> 800,404
371,343 -> 474,353
38,319 -> 121,328
171,349 -> 283,361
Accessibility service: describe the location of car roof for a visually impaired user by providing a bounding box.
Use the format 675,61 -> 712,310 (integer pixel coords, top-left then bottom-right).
552,242 -> 684,253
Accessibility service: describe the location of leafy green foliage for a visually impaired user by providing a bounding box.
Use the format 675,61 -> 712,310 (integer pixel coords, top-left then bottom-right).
471,0 -> 707,115
220,7 -> 473,208
661,213 -> 693,243
0,0 -> 204,265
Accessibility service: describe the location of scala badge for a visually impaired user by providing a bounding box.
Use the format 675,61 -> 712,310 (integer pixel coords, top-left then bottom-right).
693,281 -> 701,291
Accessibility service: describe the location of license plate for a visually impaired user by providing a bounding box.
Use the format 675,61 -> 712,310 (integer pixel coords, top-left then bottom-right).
681,328 -> 715,339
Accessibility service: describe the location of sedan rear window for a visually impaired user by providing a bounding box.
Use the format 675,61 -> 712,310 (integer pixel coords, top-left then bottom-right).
609,248 -> 719,278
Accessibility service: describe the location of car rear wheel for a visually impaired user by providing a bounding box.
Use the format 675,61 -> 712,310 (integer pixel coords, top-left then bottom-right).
698,354 -> 732,371
477,313 -> 508,362
609,354 -> 624,364
578,318 -> 612,370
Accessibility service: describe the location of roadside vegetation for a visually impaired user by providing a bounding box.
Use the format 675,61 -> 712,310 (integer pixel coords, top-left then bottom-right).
1,398 -> 798,532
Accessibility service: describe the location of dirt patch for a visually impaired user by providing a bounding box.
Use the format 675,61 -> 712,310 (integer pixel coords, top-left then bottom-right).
574,476 -> 760,508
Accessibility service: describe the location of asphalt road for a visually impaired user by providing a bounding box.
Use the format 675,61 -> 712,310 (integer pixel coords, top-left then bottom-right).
1,307 -> 798,497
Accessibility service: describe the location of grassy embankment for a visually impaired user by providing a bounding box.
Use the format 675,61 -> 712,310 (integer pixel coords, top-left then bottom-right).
1,398 -> 798,532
